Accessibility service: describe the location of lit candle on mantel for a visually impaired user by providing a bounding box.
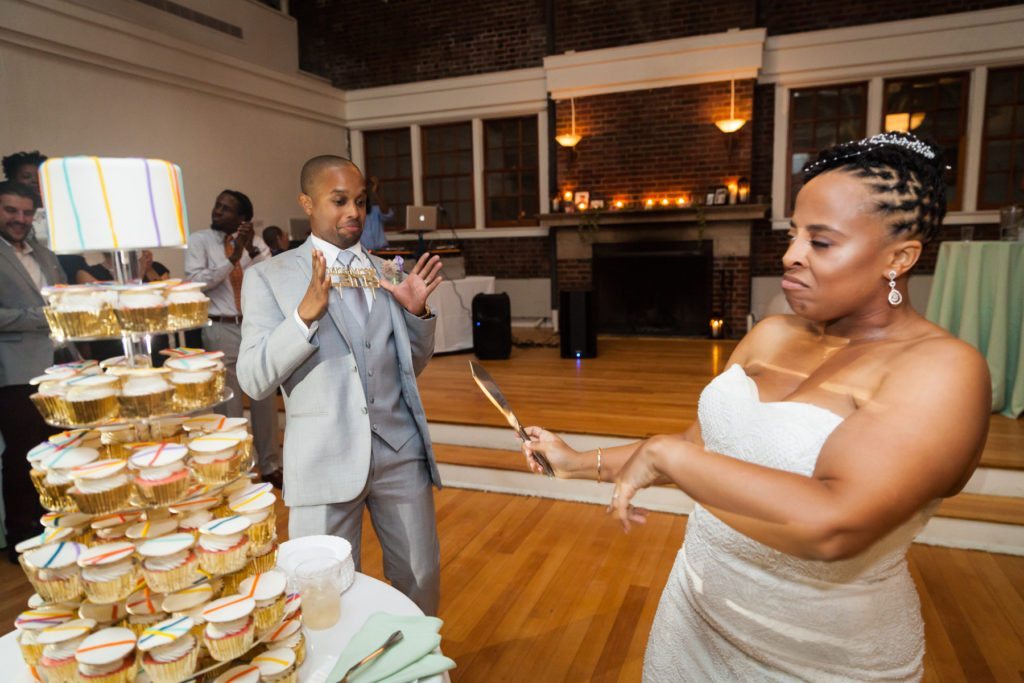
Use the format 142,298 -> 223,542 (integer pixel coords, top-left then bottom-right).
710,318 -> 724,338
563,191 -> 573,203
727,183 -> 738,205
577,202 -> 587,211
660,198 -> 670,207
676,196 -> 687,207
613,200 -> 625,210
644,198 -> 655,210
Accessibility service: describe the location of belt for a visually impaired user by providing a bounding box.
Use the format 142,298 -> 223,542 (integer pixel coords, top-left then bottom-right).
209,315 -> 243,324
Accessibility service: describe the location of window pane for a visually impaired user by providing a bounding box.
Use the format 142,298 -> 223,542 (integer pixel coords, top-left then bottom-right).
979,67 -> 1024,208
988,70 -> 1017,106
986,105 -> 1015,138
792,91 -> 815,120
986,141 -> 1013,171
816,89 -> 838,118
792,122 -> 813,149
838,118 -> 863,142
982,173 -> 1009,205
935,110 -> 960,140
814,121 -> 835,148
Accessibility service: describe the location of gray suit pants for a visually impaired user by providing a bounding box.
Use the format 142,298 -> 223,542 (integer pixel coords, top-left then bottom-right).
288,432 -> 441,616
203,321 -> 281,475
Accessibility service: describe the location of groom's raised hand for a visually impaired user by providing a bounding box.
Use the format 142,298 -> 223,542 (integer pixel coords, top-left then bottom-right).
298,249 -> 331,326
379,252 -> 443,316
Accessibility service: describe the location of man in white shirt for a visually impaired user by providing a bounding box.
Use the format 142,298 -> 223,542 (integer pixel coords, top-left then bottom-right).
185,190 -> 281,485
0,180 -> 65,554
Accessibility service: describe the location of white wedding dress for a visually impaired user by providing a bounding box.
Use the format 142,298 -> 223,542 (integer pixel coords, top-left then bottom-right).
644,365 -> 937,682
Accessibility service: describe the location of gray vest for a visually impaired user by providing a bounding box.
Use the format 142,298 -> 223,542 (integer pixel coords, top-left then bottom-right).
337,288 -> 420,452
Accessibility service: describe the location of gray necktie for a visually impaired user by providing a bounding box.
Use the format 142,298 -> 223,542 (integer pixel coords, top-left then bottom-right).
339,251 -> 370,327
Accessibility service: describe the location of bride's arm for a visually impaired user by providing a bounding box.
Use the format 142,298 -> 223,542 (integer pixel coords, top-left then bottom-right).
611,340 -> 990,560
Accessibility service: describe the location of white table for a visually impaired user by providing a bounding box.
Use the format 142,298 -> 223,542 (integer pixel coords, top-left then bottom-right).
427,276 -> 496,353
0,572 -> 446,682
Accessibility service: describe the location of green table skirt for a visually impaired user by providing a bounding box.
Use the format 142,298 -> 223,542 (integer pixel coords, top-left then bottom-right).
926,241 -> 1024,418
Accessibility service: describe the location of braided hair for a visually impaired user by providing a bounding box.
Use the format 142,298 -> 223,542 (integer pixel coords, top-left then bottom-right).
803,132 -> 947,244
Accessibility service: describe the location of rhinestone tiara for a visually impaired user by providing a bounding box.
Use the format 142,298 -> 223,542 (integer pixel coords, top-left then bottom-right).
804,133 -> 937,174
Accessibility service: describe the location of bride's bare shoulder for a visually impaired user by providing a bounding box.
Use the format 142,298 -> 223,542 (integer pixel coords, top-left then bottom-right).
728,315 -> 815,366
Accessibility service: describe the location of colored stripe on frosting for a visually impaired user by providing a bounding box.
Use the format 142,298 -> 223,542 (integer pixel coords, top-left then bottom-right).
91,157 -> 120,248
164,161 -> 185,242
61,158 -> 86,250
142,159 -> 163,247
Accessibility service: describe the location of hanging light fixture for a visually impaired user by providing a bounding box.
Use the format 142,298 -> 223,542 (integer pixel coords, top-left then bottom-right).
715,80 -> 747,134
556,98 -> 582,148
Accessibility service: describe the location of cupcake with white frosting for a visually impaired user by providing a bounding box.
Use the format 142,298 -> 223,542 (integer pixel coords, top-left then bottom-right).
131,443 -> 191,505
43,284 -> 119,340
25,541 -> 85,603
16,527 -> 78,592
262,617 -> 306,668
118,369 -> 175,418
79,599 -> 129,629
126,515 -> 178,542
40,445 -> 99,512
38,617 -> 96,682
168,356 -> 225,410
15,605 -> 76,667
78,541 -> 137,604
238,570 -> 287,634
96,424 -> 139,460
253,646 -> 298,683
68,459 -> 132,514
149,415 -> 187,443
167,282 -> 210,330
214,663 -> 260,683
139,532 -> 201,594
91,511 -> 143,544
126,586 -> 168,638
27,433 -> 87,509
64,375 -> 121,425
29,372 -> 73,425
115,285 -> 169,332
197,515 -> 251,574
138,615 -> 200,683
282,592 -> 301,621
74,626 -> 137,683
188,434 -> 243,484
202,594 -> 256,662
228,483 -> 276,548
182,413 -> 234,435
163,579 -> 218,644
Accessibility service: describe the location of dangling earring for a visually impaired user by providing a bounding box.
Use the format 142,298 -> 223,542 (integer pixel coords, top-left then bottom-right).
887,270 -> 903,306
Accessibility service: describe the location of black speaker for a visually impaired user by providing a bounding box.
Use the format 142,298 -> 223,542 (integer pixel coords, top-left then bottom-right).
559,290 -> 597,358
472,292 -> 512,360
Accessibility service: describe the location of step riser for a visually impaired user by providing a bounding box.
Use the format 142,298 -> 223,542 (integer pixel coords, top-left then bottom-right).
437,463 -> 1024,557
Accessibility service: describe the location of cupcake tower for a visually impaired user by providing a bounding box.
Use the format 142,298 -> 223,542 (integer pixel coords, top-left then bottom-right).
11,456 -> 304,681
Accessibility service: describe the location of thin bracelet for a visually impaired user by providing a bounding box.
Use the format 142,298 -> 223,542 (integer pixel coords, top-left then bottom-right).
596,447 -> 603,483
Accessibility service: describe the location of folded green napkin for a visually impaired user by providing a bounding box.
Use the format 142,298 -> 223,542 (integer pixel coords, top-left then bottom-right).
328,613 -> 455,683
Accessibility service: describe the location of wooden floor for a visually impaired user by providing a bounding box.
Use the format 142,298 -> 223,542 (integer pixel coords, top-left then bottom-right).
3,336 -> 1022,681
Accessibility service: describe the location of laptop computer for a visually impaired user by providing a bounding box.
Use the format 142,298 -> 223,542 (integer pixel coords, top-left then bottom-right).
405,205 -> 438,232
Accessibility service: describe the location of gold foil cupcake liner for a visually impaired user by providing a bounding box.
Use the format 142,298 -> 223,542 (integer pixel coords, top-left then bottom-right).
18,639 -> 44,667
39,656 -> 78,683
36,478 -> 78,512
218,567 -> 251,596
204,618 -> 254,662
190,452 -> 243,486
65,395 -> 120,426
253,596 -> 285,633
118,389 -> 176,419
248,544 -> 279,575
70,480 -> 133,514
171,378 -> 219,412
135,473 -> 193,506
142,556 -> 200,594
246,515 -> 276,548
198,536 -> 250,575
168,301 -> 209,330
30,393 -> 69,424
44,307 -> 119,340
35,573 -> 84,603
141,642 -> 200,683
114,305 -> 169,333
83,566 -> 138,604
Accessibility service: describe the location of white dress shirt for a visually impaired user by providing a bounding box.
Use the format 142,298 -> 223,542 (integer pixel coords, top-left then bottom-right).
293,235 -> 376,339
184,228 -> 270,316
0,236 -> 47,290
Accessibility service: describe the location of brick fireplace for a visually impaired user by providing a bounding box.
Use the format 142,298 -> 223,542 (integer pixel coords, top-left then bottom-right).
542,205 -> 765,339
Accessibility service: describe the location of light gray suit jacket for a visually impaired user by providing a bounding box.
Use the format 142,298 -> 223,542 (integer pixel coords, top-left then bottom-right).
237,239 -> 439,507
0,238 -> 64,386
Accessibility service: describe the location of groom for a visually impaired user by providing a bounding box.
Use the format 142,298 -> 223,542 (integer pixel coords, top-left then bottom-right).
237,155 -> 444,614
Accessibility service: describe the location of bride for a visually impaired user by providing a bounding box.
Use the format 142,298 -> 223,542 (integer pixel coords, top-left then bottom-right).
522,132 -> 991,681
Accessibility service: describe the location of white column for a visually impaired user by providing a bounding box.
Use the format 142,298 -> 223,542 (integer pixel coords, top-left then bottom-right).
538,110 -> 550,214
962,66 -> 988,212
770,83 -> 790,227
866,77 -> 884,137
410,124 -> 423,206
472,118 -> 486,230
349,129 -> 365,171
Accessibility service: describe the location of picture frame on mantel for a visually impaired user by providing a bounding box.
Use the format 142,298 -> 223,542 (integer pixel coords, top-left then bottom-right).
713,187 -> 728,205
704,192 -> 716,205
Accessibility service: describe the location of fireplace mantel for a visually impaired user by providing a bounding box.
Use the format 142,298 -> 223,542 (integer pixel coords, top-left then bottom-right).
539,204 -> 768,229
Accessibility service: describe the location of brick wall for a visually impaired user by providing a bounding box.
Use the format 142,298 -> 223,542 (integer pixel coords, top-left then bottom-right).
712,256 -> 751,338
459,236 -> 552,279
556,259 -> 592,291
555,80 -> 754,205
761,0 -> 1019,35
555,0 -> 754,53
290,0 -> 546,89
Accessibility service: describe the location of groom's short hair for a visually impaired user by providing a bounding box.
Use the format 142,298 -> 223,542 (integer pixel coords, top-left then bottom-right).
300,155 -> 361,195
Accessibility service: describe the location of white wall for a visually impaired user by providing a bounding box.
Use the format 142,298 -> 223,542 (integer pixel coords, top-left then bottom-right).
2,0 -> 347,278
